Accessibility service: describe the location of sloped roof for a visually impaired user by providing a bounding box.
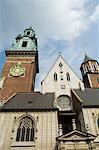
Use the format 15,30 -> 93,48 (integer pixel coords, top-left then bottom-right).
82,54 -> 96,64
73,88 -> 99,107
42,55 -> 82,82
1,92 -> 56,111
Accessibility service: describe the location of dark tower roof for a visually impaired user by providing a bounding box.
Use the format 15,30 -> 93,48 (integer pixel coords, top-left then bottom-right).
82,54 -> 96,64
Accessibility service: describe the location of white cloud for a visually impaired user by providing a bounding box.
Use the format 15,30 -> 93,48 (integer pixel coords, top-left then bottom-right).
0,0 -> 98,43
90,4 -> 99,21
0,0 -> 99,90
32,0 -> 98,41
37,0 -> 87,41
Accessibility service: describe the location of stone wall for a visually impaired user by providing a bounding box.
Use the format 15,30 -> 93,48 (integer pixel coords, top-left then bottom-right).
82,108 -> 99,149
0,111 -> 58,150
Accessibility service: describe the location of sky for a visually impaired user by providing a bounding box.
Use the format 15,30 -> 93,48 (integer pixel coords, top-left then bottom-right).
0,0 -> 99,90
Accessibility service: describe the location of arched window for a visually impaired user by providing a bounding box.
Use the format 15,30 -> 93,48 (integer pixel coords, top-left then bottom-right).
66,72 -> 70,81
86,66 -> 89,72
16,117 -> 35,142
97,118 -> 99,128
54,73 -> 57,81
93,65 -> 97,71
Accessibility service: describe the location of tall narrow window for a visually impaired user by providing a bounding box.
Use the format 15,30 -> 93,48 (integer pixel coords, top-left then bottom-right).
86,66 -> 89,72
93,65 -> 97,71
54,73 -> 57,81
66,72 -> 70,81
97,118 -> 99,128
16,117 -> 35,142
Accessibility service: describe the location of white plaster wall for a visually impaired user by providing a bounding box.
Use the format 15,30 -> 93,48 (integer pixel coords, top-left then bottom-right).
82,108 -> 99,136
0,111 -> 58,150
78,111 -> 86,132
82,108 -> 99,149
41,56 -> 84,98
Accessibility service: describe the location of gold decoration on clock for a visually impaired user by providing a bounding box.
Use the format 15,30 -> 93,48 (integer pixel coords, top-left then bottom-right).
10,63 -> 25,77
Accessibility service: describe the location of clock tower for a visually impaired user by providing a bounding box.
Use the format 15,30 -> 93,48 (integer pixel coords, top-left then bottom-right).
80,54 -> 99,88
0,27 -> 39,101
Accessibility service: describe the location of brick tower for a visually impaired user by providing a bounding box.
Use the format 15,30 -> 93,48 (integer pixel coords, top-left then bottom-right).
80,54 -> 99,88
0,27 -> 39,101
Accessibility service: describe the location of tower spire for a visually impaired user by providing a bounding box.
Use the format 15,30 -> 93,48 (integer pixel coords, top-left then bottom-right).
80,54 -> 99,88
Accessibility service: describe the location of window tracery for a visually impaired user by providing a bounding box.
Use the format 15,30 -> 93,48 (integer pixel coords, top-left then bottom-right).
16,116 -> 35,142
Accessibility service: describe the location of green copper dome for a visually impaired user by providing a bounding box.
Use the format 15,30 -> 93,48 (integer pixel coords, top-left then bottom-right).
10,27 -> 37,51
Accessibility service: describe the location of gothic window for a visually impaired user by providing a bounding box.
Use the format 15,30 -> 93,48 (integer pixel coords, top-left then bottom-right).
93,65 -> 97,71
16,117 -> 35,142
81,69 -> 84,76
54,73 -> 57,81
66,72 -> 70,81
97,118 -> 99,128
22,41 -> 28,47
86,66 -> 89,72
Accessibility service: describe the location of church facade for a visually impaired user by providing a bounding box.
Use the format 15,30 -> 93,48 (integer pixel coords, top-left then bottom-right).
0,27 -> 99,150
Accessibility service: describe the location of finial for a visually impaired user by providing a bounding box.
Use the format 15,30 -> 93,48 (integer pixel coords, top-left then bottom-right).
29,26 -> 32,29
84,51 -> 87,57
58,51 -> 61,56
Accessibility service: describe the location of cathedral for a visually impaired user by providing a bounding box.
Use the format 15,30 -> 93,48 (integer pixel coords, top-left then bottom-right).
0,27 -> 99,150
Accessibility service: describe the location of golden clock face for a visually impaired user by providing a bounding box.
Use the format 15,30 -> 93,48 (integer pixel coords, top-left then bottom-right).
10,64 -> 25,77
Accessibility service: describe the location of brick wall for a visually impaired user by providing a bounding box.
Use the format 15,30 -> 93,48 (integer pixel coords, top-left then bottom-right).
0,57 -> 36,101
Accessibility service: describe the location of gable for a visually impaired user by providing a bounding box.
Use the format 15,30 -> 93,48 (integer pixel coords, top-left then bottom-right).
41,55 -> 84,96
43,55 -> 82,81
57,130 -> 96,141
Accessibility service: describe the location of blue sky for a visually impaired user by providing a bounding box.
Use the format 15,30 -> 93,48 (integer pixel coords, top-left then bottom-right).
0,0 -> 99,90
